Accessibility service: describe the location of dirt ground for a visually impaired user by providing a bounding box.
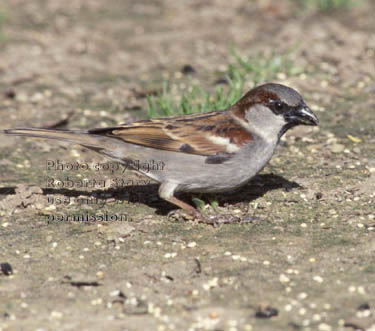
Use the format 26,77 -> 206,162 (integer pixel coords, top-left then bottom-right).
0,0 -> 374,330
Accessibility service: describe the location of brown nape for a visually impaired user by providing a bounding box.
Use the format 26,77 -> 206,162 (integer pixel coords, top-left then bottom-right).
211,118 -> 253,145
231,87 -> 278,120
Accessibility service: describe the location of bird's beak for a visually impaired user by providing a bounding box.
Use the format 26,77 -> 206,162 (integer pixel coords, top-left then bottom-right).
287,105 -> 319,126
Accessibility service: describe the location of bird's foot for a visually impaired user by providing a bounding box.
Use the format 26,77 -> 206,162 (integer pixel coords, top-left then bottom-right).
168,208 -> 246,226
201,213 -> 242,226
167,209 -> 197,222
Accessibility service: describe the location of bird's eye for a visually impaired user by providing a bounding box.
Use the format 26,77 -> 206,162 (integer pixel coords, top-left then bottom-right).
275,102 -> 283,110
271,100 -> 286,114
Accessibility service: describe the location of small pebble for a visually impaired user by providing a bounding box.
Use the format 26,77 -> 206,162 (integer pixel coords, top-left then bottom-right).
323,303 -> 331,310
255,306 -> 278,319
279,274 -> 290,283
50,311 -> 63,319
313,275 -> 323,283
302,319 -> 310,326
164,252 -> 177,259
299,308 -> 306,315
0,262 -> 13,276
181,64 -> 196,75
285,304 -> 292,312
357,286 -> 366,295
203,277 -> 219,291
330,144 -> 345,153
110,290 -> 121,297
318,323 -> 332,331
348,285 -> 356,293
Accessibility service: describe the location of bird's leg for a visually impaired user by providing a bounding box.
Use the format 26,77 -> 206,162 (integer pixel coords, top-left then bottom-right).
166,196 -> 201,218
159,182 -> 201,218
159,183 -> 240,225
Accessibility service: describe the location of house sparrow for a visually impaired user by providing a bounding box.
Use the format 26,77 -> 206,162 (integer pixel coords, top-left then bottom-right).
3,83 -> 318,218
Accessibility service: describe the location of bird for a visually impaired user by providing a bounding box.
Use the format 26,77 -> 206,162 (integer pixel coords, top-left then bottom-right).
3,83 -> 319,219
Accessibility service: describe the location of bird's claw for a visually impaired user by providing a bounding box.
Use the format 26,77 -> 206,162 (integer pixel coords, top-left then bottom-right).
168,209 -> 243,226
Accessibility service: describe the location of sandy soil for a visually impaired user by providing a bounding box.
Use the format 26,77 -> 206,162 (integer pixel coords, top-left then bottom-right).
0,0 -> 374,330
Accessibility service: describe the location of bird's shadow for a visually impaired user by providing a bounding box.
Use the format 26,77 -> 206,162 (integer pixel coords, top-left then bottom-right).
0,174 -> 300,216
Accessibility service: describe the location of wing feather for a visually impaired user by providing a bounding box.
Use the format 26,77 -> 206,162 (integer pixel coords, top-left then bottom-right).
90,111 -> 253,156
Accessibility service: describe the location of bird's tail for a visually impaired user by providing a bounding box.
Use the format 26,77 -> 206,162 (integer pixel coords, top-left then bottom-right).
2,128 -> 120,151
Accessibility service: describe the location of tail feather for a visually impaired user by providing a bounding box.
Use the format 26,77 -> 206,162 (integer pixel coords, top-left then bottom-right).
3,128 -> 120,151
